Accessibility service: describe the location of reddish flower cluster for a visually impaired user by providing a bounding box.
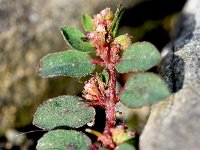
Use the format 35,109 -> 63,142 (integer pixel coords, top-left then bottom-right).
98,125 -> 135,148
86,125 -> 135,149
110,125 -> 136,145
87,8 -> 113,61
87,8 -> 131,66
82,76 -> 106,103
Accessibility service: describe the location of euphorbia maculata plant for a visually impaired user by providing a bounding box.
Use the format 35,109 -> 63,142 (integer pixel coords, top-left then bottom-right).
33,5 -> 170,150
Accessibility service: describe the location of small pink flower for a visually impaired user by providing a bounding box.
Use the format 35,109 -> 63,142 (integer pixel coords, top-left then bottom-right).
96,24 -> 105,32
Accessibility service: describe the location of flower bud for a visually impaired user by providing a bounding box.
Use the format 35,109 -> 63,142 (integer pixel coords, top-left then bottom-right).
115,34 -> 131,50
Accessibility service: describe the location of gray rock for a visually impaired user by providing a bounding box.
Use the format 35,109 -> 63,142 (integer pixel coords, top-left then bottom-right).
140,86 -> 200,150
140,0 -> 200,149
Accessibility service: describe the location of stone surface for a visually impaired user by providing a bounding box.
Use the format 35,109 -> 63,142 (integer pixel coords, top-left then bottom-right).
140,0 -> 200,149
0,0 -> 141,134
140,86 -> 200,150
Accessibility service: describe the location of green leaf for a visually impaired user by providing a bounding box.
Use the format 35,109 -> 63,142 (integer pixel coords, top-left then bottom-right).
116,42 -> 161,73
82,14 -> 94,32
120,73 -> 170,108
38,50 -> 95,77
61,27 -> 94,52
37,130 -> 91,150
101,69 -> 121,93
33,95 -> 96,129
115,143 -> 136,150
110,4 -> 125,37
102,69 -> 109,85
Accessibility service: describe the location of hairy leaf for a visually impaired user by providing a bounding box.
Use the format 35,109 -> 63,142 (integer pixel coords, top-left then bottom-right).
61,27 -> 94,52
37,130 -> 91,150
116,42 -> 161,73
33,95 -> 96,129
110,4 -> 125,37
82,14 -> 94,32
120,73 -> 170,108
38,50 -> 95,77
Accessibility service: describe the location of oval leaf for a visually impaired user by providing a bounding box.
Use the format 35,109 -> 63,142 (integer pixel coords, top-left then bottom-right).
82,14 -> 94,32
37,130 -> 91,150
116,42 -> 161,73
115,143 -> 136,150
38,50 -> 95,77
120,73 -> 170,108
61,27 -> 94,52
33,95 -> 96,129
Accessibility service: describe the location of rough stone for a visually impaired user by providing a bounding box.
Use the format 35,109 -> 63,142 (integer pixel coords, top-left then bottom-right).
140,0 -> 200,149
140,86 -> 200,150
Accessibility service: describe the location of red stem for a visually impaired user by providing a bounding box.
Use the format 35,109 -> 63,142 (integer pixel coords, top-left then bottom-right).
105,65 -> 117,134
91,48 -> 118,135
103,31 -> 119,134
